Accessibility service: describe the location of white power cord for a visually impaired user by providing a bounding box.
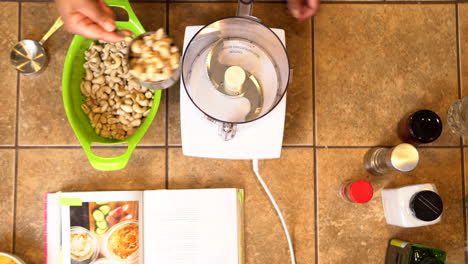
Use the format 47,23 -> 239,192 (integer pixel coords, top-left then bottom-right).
252,159 -> 296,264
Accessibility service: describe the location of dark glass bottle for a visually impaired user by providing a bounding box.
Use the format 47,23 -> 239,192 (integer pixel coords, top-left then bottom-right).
398,110 -> 443,144
385,239 -> 446,264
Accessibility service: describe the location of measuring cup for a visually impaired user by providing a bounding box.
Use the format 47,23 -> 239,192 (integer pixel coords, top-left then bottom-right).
181,0 -> 290,140
10,17 -> 63,75
127,31 -> 180,90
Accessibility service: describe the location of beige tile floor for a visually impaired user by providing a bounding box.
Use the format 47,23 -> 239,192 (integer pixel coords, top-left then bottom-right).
0,0 -> 466,263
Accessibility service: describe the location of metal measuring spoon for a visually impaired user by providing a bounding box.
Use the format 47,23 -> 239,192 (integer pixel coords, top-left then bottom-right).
10,17 -> 63,76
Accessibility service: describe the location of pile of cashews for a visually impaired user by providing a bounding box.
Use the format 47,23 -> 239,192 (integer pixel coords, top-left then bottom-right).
129,28 -> 180,82
80,40 -> 154,141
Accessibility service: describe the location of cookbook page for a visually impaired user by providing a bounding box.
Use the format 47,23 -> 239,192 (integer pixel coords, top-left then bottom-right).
143,189 -> 241,264
60,191 -> 143,264
45,193 -> 61,264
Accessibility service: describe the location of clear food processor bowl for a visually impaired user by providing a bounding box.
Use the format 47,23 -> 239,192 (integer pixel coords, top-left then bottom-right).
181,0 -> 290,140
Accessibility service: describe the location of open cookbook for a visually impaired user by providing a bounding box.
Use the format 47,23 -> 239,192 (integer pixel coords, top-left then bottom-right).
45,189 -> 244,264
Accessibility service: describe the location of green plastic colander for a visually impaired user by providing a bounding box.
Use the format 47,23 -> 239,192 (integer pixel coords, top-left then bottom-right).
62,0 -> 161,171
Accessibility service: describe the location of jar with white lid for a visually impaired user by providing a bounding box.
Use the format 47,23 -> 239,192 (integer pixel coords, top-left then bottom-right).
381,183 -> 443,228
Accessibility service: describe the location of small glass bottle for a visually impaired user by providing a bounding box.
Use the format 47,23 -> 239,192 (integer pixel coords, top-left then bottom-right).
398,110 -> 443,144
364,143 -> 419,176
447,97 -> 468,136
339,180 -> 373,204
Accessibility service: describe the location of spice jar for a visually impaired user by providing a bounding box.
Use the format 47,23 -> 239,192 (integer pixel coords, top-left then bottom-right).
381,183 -> 443,228
339,180 -> 374,203
398,110 -> 443,144
364,143 -> 419,176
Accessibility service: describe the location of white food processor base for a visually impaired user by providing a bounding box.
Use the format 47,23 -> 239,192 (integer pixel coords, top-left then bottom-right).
180,26 -> 287,160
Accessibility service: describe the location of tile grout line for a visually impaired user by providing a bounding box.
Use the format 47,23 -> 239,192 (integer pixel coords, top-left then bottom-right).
456,2 -> 462,100
154,0 -> 458,3
282,144 -> 314,147
157,0 -> 457,3
315,145 -> 463,148
6,145 -> 166,149
12,1 -> 22,253
313,148 -> 319,264
311,18 -> 317,149
456,2 -> 462,143
462,146 -> 467,263
0,145 -> 461,149
165,0 -> 170,189
1,0 -> 462,3
0,145 -> 462,149
311,16 -> 319,264
457,2 -> 466,148
462,147 -> 468,264
321,0 -> 457,3
455,4 -> 467,262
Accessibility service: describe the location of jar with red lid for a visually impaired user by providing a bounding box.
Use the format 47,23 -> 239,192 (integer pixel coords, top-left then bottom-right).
339,180 -> 374,204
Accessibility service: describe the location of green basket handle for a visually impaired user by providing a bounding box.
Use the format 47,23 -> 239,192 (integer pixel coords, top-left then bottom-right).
82,141 -> 137,171
105,0 -> 143,30
71,0 -> 145,171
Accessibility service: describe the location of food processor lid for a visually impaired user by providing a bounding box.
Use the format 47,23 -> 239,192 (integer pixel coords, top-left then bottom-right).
181,16 -> 290,125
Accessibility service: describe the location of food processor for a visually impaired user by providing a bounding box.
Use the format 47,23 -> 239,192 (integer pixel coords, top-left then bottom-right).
180,0 -> 290,159
181,1 -> 296,263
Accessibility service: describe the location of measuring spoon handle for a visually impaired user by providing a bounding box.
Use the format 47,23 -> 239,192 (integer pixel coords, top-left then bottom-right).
39,17 -> 64,45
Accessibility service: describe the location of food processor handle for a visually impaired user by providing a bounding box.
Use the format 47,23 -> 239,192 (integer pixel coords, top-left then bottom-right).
237,0 -> 254,17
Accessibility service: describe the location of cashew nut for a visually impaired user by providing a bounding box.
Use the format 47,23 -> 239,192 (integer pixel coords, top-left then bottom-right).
121,105 -> 133,113
129,28 -> 179,82
132,104 -> 147,114
109,54 -> 122,69
85,68 -> 93,81
80,81 -> 91,96
129,119 -> 141,127
92,75 -> 105,84
81,104 -> 90,114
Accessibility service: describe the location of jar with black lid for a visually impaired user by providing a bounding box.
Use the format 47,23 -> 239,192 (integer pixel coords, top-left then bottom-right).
398,110 -> 443,144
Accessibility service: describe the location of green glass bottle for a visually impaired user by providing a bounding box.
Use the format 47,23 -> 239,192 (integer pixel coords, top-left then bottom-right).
385,239 -> 447,264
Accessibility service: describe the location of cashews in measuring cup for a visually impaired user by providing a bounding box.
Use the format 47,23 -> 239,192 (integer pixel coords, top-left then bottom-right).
129,28 -> 180,83
80,40 -> 154,140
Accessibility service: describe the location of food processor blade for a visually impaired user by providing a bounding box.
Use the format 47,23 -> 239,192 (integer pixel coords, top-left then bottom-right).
206,39 -> 264,120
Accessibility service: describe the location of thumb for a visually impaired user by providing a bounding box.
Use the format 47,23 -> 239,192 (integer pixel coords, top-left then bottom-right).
287,0 -> 303,18
78,0 -> 116,32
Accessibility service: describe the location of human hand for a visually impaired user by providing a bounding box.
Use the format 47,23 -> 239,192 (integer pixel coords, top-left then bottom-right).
287,0 -> 320,21
56,0 -> 127,42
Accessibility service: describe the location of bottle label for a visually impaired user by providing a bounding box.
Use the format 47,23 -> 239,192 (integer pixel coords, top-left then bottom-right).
390,239 -> 409,248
